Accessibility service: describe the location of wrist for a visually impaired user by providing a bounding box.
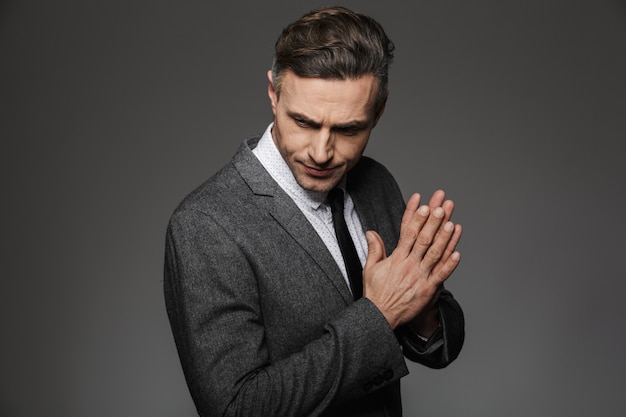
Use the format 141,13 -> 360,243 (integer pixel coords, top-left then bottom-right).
366,297 -> 402,330
409,307 -> 440,339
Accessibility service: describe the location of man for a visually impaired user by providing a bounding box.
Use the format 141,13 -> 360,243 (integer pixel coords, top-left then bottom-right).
164,6 -> 464,417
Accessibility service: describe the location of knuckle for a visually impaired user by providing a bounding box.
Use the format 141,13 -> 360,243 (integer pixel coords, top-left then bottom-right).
425,246 -> 442,263
434,267 -> 449,282
435,259 -> 458,281
402,227 -> 419,242
416,233 -> 432,247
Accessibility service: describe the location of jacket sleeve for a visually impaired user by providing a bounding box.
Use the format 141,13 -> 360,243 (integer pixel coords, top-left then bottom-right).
163,208 -> 409,417
367,161 -> 465,368
396,288 -> 465,368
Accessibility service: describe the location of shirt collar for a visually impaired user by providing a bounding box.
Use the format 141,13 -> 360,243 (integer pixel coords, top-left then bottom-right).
252,123 -> 346,211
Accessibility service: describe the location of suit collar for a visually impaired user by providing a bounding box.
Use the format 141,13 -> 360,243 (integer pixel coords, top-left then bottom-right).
347,175 -> 378,237
252,125 -> 329,211
231,136 -> 275,196
347,160 -> 400,257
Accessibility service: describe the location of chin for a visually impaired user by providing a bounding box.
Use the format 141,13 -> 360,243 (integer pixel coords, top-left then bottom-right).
297,176 -> 339,193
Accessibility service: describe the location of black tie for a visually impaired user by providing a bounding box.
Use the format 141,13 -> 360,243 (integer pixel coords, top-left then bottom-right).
327,188 -> 363,300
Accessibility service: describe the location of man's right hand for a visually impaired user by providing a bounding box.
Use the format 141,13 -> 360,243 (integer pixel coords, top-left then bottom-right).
362,190 -> 462,329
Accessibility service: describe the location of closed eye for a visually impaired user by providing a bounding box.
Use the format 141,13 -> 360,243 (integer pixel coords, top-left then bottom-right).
288,112 -> 367,135
334,127 -> 361,136
294,117 -> 310,127
288,112 -> 322,129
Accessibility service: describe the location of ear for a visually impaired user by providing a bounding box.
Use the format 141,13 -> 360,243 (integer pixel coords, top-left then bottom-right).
267,70 -> 278,115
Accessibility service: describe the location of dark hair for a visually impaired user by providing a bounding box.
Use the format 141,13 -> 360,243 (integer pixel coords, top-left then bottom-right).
272,6 -> 395,111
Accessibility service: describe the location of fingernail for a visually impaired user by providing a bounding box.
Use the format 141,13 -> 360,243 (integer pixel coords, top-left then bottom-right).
434,207 -> 444,218
418,205 -> 429,215
444,221 -> 454,232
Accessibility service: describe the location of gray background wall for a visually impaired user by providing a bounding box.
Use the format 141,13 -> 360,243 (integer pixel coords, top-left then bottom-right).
1,1 -> 625,416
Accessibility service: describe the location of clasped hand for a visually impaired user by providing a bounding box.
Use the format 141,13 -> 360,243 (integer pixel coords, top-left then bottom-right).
363,190 -> 462,333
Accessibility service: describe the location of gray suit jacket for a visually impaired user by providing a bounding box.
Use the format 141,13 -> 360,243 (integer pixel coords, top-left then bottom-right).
164,136 -> 464,417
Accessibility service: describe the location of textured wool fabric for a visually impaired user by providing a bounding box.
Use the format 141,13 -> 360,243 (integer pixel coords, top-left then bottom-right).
164,136 -> 464,416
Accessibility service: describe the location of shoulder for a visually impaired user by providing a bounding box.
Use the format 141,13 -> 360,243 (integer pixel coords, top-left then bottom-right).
349,155 -> 395,181
174,162 -> 241,215
169,137 -> 263,225
348,155 -> 403,202
347,156 -> 406,248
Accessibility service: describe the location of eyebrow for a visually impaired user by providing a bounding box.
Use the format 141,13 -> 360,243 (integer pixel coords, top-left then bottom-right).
287,111 -> 371,130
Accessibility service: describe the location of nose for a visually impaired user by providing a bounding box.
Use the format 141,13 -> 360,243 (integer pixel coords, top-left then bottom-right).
308,129 -> 334,166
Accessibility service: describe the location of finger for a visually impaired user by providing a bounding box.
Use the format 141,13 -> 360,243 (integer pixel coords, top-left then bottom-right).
442,199 -> 455,223
429,191 -> 454,228
411,206 -> 445,259
401,193 -> 421,228
364,230 -> 387,269
421,220 -> 455,270
441,224 -> 462,262
431,251 -> 461,284
432,199 -> 455,241
431,224 -> 462,279
428,189 -> 446,208
396,204 -> 430,257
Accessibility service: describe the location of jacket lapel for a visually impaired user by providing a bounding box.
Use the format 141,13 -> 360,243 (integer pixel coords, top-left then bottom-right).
232,137 -> 354,304
348,159 -> 403,257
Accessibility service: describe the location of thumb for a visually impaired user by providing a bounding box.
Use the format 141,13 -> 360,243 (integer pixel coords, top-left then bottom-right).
365,230 -> 386,268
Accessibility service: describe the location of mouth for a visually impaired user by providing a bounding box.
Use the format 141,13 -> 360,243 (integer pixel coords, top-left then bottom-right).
303,164 -> 338,178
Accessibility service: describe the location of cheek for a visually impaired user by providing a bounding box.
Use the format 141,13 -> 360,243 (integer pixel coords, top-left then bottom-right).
279,128 -> 312,151
274,125 -> 308,159
337,137 -> 369,162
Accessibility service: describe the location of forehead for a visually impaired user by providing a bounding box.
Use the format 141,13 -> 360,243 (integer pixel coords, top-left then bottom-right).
278,71 -> 378,123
